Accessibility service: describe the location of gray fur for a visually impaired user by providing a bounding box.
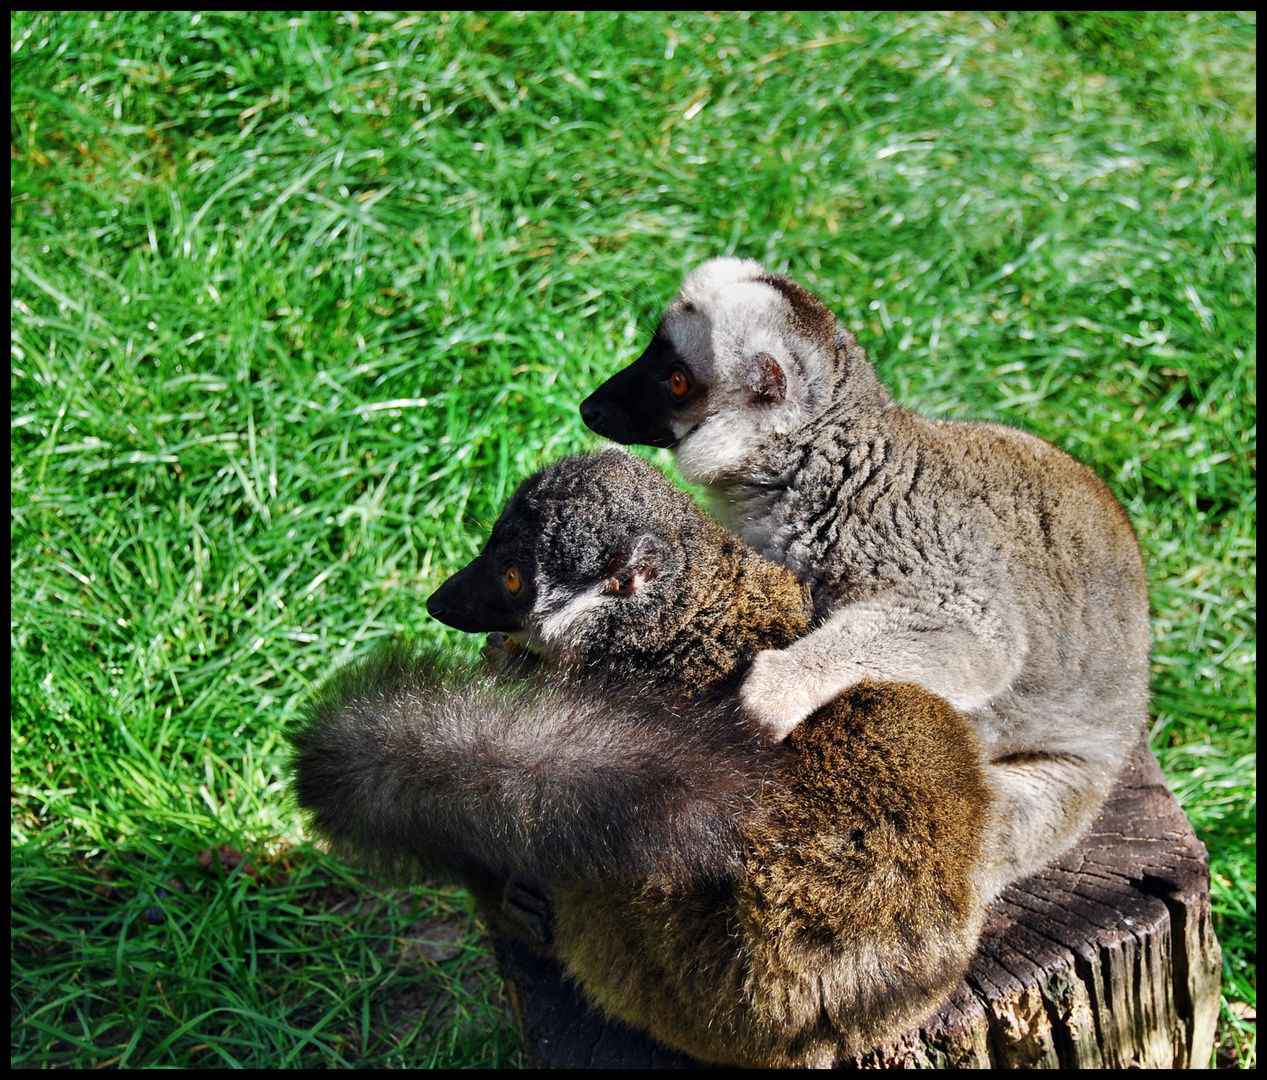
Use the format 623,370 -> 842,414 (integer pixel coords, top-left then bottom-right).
425,449 -> 814,700
291,640 -> 773,889
294,452 -> 995,1065
582,258 -> 1152,895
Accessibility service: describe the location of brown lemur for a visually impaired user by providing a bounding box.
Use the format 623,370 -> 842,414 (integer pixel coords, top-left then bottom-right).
293,449 -> 994,1068
581,258 -> 1151,897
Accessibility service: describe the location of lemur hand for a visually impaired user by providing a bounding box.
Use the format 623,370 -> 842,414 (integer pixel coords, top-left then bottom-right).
740,648 -> 843,742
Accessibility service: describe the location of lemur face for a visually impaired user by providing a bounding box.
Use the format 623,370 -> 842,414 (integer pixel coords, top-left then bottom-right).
426,452 -> 680,661
581,258 -> 840,484
425,546 -> 532,636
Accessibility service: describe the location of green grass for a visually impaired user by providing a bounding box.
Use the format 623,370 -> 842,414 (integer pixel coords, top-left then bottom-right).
11,11 -> 1255,1068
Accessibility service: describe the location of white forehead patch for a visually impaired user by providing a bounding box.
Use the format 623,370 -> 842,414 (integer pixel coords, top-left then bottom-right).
666,270 -> 793,368
670,259 -> 787,360
677,257 -> 768,309
711,280 -> 789,339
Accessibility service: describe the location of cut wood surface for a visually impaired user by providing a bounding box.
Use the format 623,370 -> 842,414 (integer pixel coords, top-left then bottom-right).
493,737 -> 1222,1069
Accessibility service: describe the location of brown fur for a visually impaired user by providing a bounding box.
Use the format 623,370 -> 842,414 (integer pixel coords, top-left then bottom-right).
553,681 -> 990,1067
641,530 -> 813,699
423,452 -> 994,1066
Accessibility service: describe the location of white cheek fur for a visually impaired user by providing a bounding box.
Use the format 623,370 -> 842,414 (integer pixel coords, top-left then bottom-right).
676,418 -> 763,484
531,586 -> 610,657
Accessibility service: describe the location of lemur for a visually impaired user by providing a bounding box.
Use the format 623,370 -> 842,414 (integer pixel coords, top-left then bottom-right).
293,449 -> 993,1068
580,258 -> 1152,897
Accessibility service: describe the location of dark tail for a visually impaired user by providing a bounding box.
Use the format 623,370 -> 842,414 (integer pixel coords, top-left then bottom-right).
290,643 -> 774,887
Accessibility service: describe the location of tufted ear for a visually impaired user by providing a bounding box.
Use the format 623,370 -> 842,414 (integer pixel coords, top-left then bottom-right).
751,352 -> 787,405
602,534 -> 667,597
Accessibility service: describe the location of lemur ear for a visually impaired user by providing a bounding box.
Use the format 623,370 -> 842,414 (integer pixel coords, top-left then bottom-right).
751,353 -> 787,405
601,534 -> 666,597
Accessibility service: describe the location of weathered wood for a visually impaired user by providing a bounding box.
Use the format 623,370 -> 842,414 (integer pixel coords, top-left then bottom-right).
492,738 -> 1221,1069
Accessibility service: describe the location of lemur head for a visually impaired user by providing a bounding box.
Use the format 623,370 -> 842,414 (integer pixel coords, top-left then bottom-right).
426,450 -> 721,665
581,258 -> 848,484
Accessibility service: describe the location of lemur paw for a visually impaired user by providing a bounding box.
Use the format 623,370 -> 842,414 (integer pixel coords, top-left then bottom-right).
741,649 -> 832,741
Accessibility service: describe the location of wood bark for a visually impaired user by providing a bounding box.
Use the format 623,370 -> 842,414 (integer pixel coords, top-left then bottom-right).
492,738 -> 1222,1069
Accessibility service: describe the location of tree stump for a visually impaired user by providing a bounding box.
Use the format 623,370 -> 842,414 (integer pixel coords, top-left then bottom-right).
491,738 -> 1222,1069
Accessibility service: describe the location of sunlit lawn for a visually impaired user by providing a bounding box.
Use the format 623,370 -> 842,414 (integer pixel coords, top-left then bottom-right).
11,11 -> 1254,1067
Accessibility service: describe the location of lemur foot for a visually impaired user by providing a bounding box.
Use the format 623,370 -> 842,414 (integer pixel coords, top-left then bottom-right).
502,878 -> 553,948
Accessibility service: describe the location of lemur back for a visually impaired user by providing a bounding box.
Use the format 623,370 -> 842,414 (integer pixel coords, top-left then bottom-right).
582,260 -> 1151,895
295,450 -> 994,1067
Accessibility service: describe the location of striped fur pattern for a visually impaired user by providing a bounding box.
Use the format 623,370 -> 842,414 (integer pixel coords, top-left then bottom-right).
582,259 -> 1152,896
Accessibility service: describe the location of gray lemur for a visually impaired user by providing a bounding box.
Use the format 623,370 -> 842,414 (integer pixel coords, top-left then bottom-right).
293,449 -> 993,1068
580,258 -> 1151,897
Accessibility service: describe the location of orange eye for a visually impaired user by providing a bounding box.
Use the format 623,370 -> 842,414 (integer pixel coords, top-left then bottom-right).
668,367 -> 690,398
504,565 -> 523,595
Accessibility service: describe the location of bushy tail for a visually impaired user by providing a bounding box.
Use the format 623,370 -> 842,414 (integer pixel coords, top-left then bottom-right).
290,643 -> 774,887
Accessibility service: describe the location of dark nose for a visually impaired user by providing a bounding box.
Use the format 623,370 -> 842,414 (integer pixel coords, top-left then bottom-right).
425,555 -> 525,634
580,358 -> 679,448
580,391 -> 606,433
425,580 -> 457,625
